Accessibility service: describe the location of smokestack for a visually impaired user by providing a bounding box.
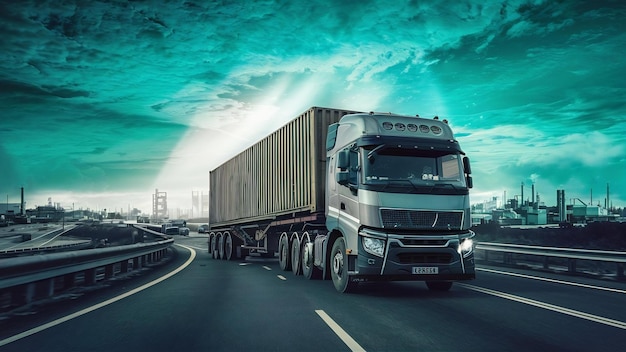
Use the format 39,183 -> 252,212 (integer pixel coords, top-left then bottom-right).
20,187 -> 24,215
557,189 -> 566,222
521,182 -> 524,207
532,183 -> 535,205
607,183 -> 610,211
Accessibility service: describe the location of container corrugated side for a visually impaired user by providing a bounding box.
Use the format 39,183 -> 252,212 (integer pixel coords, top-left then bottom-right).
209,107 -> 359,227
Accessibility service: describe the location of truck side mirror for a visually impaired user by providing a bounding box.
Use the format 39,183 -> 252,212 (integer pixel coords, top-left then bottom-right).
463,157 -> 473,189
337,149 -> 350,169
336,171 -> 350,185
463,156 -> 472,175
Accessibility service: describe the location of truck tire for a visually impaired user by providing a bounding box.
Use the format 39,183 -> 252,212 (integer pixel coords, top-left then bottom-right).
278,233 -> 291,271
301,233 -> 321,280
426,281 -> 453,291
330,237 -> 357,293
224,232 -> 236,261
291,234 -> 302,275
208,232 -> 215,256
217,233 -> 225,260
211,233 -> 220,259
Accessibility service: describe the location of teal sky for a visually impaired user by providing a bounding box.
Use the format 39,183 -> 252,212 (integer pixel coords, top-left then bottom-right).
1,0 -> 625,213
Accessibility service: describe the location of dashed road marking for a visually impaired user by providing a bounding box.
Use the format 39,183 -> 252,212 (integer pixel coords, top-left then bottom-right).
277,275 -> 287,281
316,309 -> 366,352
262,265 -> 272,271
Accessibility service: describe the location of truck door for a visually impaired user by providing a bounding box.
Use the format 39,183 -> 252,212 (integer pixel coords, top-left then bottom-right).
337,148 -> 360,234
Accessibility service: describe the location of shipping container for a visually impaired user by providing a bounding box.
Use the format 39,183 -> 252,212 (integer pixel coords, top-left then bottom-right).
209,107 -> 360,227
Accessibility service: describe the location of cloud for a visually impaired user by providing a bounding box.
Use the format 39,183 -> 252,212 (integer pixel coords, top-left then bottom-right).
1,0 -> 625,211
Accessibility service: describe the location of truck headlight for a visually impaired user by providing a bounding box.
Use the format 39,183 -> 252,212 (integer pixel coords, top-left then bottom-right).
458,238 -> 474,258
362,237 -> 385,257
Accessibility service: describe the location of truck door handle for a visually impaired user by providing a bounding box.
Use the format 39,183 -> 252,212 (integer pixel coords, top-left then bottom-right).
340,203 -> 346,210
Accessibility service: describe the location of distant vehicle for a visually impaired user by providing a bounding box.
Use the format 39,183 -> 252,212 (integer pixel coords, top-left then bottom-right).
198,224 -> 209,233
179,227 -> 190,236
136,216 -> 150,223
163,226 -> 179,236
208,107 -> 476,293
161,219 -> 187,235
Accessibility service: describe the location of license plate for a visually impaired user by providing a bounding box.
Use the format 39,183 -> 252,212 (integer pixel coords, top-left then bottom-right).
412,266 -> 438,274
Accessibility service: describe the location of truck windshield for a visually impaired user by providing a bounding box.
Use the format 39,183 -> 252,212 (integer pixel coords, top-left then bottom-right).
363,147 -> 466,190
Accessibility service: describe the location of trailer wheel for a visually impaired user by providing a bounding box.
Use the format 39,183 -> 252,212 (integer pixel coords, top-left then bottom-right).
211,232 -> 221,259
278,233 -> 291,271
301,232 -> 321,280
208,232 -> 215,255
291,233 -> 302,275
330,237 -> 357,293
426,281 -> 453,291
224,232 -> 235,261
217,233 -> 225,260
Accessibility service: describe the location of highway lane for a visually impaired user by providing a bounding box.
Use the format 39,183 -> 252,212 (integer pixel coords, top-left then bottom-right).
1,234 -> 625,351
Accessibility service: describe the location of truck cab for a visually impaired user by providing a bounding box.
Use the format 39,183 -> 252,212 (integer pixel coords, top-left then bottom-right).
324,112 -> 475,292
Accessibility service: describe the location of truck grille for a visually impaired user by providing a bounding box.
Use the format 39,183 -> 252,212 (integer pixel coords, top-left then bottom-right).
398,239 -> 449,246
396,253 -> 453,264
380,209 -> 463,230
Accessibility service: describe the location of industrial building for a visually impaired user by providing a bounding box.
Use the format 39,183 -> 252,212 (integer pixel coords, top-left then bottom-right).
472,183 -> 619,226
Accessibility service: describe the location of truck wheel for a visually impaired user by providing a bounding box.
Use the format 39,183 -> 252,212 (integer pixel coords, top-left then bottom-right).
291,234 -> 302,275
426,281 -> 453,291
211,233 -> 220,259
224,232 -> 235,260
278,233 -> 291,271
301,233 -> 321,280
330,237 -> 357,293
217,233 -> 225,260
208,232 -> 215,256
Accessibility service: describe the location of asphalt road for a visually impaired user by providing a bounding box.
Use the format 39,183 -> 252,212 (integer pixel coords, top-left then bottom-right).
1,234 -> 625,351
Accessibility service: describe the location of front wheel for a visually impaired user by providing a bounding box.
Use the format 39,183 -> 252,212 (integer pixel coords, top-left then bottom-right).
330,237 -> 357,293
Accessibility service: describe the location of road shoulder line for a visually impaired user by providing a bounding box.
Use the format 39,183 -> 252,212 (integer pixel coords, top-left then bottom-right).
0,244 -> 196,347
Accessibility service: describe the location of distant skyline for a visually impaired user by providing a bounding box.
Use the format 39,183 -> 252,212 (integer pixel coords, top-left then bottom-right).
1,1 -> 625,214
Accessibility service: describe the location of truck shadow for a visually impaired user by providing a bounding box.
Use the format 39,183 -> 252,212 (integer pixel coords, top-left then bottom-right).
351,281 -> 471,298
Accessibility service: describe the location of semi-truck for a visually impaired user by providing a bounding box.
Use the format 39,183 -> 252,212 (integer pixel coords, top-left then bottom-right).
208,106 -> 475,292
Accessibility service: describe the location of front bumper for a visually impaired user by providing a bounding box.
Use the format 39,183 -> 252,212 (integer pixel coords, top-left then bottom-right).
351,231 -> 476,282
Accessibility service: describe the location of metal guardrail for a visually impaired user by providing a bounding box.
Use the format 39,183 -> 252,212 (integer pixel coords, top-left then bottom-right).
0,225 -> 174,311
475,242 -> 626,279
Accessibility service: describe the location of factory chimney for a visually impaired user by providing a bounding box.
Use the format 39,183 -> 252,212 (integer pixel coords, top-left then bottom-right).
521,182 -> 524,207
557,189 -> 566,222
20,187 -> 24,215
531,183 -> 535,206
606,183 -> 610,212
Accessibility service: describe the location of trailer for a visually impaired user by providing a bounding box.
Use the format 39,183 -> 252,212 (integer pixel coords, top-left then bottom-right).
208,106 -> 475,292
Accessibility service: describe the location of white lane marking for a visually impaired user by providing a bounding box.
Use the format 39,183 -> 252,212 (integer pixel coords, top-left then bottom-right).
262,266 -> 272,271
316,310 -> 366,352
0,244 -> 196,347
459,283 -> 626,330
239,263 -> 251,266
477,267 -> 626,294
277,275 -> 287,281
